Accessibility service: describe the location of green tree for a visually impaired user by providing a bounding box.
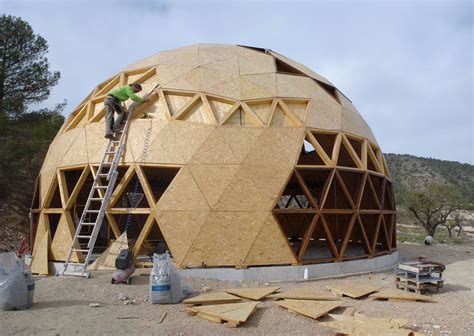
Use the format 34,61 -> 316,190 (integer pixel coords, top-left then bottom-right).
405,183 -> 464,237
0,14 -> 60,118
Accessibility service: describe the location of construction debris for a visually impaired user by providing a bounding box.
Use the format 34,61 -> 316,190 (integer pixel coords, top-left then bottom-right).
224,287 -> 280,300
274,299 -> 342,320
327,284 -> 382,299
183,292 -> 242,306
268,288 -> 339,301
321,313 -> 417,335
185,302 -> 259,328
158,312 -> 167,324
370,288 -> 436,302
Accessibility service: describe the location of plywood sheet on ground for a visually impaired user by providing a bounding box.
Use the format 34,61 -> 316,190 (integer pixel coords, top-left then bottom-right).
370,288 -> 436,302
243,214 -> 297,265
183,292 -> 242,306
50,212 -> 83,262
275,299 -> 342,320
225,287 -> 280,301
89,232 -> 128,271
182,211 -> 268,267
327,284 -> 382,299
268,288 -> 339,301
186,301 -> 259,327
30,230 -> 49,275
155,210 -> 210,266
155,167 -> 209,211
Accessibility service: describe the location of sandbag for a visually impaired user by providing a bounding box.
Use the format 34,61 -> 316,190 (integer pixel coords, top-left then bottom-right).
0,252 -> 35,311
149,252 -> 188,304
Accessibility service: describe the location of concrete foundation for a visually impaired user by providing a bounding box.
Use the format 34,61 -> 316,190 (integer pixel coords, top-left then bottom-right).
28,250 -> 399,282
179,251 -> 399,282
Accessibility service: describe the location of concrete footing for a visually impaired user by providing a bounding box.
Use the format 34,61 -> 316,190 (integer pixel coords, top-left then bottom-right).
28,251 -> 399,282
178,251 -> 399,282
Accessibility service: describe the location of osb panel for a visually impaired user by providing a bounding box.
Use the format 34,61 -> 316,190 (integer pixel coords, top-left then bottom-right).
41,127 -> 83,173
240,77 -> 275,100
167,122 -> 213,163
159,45 -> 200,66
143,97 -> 168,120
155,210 -> 210,265
270,105 -> 293,127
156,64 -> 197,86
188,165 -> 240,209
238,55 -> 275,75
32,213 -> 50,256
248,101 -> 273,125
39,169 -> 56,208
276,74 -> 315,98
244,128 -> 305,167
284,101 -> 307,123
165,93 -> 195,116
30,230 -> 49,275
242,74 -> 277,97
341,106 -> 377,144
214,164 -> 290,211
182,211 -> 268,267
306,95 -> 342,131
198,48 -> 234,67
180,101 -> 209,124
156,166 -> 209,211
202,55 -> 240,75
124,54 -> 161,71
58,128 -> 88,167
208,98 -> 234,122
188,129 -> 242,164
126,119 -> 165,163
50,211 -> 82,262
222,128 -> 263,163
244,214 -> 296,265
203,75 -> 242,101
163,68 -> 202,92
85,123 -> 113,164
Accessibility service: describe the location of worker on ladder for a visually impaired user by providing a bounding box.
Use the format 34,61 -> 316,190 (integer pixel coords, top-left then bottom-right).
104,83 -> 148,140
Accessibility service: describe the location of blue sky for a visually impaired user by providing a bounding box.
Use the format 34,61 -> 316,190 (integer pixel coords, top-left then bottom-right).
2,0 -> 473,164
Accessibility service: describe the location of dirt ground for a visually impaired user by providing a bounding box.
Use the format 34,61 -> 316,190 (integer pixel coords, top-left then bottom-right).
1,242 -> 473,336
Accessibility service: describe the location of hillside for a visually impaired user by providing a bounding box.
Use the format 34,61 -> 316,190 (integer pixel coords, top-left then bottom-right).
385,153 -> 474,207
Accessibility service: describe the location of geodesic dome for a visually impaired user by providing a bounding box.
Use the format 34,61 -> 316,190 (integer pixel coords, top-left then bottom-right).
30,44 -> 396,269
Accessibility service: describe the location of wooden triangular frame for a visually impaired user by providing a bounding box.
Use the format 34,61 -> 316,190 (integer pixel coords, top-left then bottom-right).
320,171 -> 354,210
358,213 -> 382,256
296,168 -> 334,208
336,169 -> 365,207
274,170 -> 318,210
109,168 -> 151,209
311,131 -> 338,162
339,134 -> 363,168
173,93 -> 216,124
219,102 -> 262,127
359,173 -> 381,210
268,99 -> 303,127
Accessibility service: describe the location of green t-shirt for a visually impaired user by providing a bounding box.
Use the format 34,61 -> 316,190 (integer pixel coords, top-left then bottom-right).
109,85 -> 144,103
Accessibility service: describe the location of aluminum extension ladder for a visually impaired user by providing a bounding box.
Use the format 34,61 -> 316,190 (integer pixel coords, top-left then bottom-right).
62,111 -> 132,277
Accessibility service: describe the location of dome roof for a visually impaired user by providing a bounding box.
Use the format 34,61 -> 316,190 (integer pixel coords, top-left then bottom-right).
63,44 -> 376,143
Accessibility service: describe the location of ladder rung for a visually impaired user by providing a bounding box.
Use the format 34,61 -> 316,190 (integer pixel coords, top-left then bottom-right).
94,185 -> 108,189
85,210 -> 100,213
97,174 -> 108,177
72,249 -> 90,253
65,262 -> 86,266
77,235 -> 92,239
80,222 -> 96,226
105,151 -> 116,154
90,198 -> 103,201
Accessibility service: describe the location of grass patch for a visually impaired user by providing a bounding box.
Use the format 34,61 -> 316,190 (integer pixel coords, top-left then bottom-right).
396,224 -> 468,245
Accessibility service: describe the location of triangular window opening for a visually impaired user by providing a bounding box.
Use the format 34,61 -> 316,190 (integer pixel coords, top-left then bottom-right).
369,174 -> 384,206
321,176 -> 352,210
312,132 -> 336,159
360,178 -> 380,210
135,219 -> 170,258
303,216 -> 336,261
64,168 -> 86,197
46,214 -> 61,239
297,139 -> 325,166
273,213 -> 315,258
344,216 -> 370,258
359,214 -> 380,253
275,58 -> 306,76
48,182 -> 62,208
116,173 -> 150,208
141,166 -> 180,203
297,169 -> 332,207
337,170 -> 364,206
275,173 -> 313,209
347,136 -> 363,160
337,141 -> 358,168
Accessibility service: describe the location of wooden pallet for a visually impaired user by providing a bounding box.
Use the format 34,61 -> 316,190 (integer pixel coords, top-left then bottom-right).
395,279 -> 443,294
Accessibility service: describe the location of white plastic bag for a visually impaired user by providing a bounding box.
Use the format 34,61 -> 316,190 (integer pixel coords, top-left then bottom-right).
149,252 -> 188,304
0,252 -> 35,311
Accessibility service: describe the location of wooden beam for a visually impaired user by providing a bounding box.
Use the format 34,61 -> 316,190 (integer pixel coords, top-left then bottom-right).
134,164 -> 156,206
331,133 -> 342,164
319,214 -> 340,260
319,169 -> 336,209
297,214 -> 319,261
277,99 -> 304,126
218,102 -> 241,126
132,213 -> 156,260
200,93 -> 218,124
357,214 -> 372,255
367,144 -> 384,174
370,214 -> 383,256
334,170 -> 355,209
340,134 -> 363,168
57,170 -> 69,208
105,212 -> 120,239
108,165 -> 135,208
158,89 -> 173,119
241,102 -> 265,127
107,208 -> 151,214
361,140 -> 368,169
305,131 -> 333,166
293,170 -> 318,209
337,213 -> 357,261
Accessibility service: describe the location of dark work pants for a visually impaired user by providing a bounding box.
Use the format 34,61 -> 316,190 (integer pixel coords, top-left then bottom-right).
104,95 -> 125,136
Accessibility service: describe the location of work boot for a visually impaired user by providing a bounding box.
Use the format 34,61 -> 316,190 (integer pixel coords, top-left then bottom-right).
104,134 -> 116,141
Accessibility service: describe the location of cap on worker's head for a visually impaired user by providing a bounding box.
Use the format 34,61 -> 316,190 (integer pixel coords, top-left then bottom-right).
131,83 -> 142,91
